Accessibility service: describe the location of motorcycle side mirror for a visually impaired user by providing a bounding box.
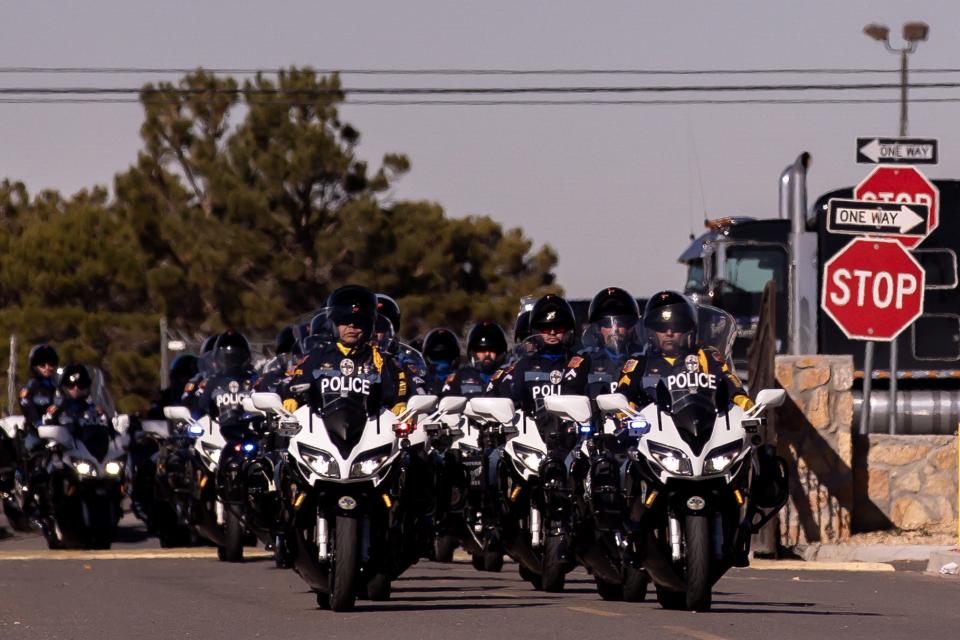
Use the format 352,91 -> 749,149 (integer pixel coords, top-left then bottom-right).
241,396 -> 265,415
754,388 -> 786,409
250,392 -> 285,413
406,394 -> 439,417
438,395 -> 467,415
655,380 -> 672,413
163,406 -> 193,422
465,397 -> 516,425
715,382 -> 730,416
595,393 -> 631,415
543,395 -> 593,424
113,414 -> 130,435
0,416 -> 24,439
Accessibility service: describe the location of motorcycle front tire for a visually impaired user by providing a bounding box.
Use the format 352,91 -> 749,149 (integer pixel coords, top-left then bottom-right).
684,514 -> 712,612
219,508 -> 244,563
330,516 -> 360,612
542,534 -> 568,593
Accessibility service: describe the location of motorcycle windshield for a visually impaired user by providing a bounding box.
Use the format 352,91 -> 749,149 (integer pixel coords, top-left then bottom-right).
696,304 -> 738,366
665,389 -> 719,456
85,366 -> 117,419
75,422 -> 112,462
580,316 -> 643,359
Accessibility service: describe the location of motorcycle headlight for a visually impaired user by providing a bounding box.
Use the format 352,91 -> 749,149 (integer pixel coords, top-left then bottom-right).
349,446 -> 391,478
647,442 -> 693,476
704,440 -> 744,475
200,441 -> 222,464
513,443 -> 545,473
72,459 -> 96,477
298,444 -> 340,478
104,460 -> 125,476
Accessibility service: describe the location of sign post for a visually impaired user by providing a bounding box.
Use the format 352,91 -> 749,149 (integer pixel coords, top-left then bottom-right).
821,237 -> 926,433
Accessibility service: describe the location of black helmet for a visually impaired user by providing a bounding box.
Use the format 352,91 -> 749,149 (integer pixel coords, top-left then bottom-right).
514,310 -> 532,342
529,294 -> 575,334
326,285 -> 378,344
422,328 -> 462,368
275,326 -> 296,355
467,321 -> 508,374
170,354 -> 199,381
200,334 -> 220,355
213,331 -> 252,374
29,343 -> 59,369
643,290 -> 698,356
467,321 -> 508,355
60,364 -> 92,393
588,287 -> 640,324
376,294 -> 401,335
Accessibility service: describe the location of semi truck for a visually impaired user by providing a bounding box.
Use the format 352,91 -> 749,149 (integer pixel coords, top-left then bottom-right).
677,153 -> 959,434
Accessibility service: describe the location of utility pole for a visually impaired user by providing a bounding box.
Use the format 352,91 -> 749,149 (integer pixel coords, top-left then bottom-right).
862,20 -> 929,435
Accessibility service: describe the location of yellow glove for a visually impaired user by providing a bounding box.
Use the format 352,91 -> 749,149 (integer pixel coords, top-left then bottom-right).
733,395 -> 754,411
390,402 -> 407,416
283,398 -> 299,413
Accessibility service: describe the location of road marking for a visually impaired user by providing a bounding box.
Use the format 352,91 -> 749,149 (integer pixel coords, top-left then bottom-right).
746,559 -> 894,573
661,625 -> 732,640
0,548 -> 274,561
567,606 -> 623,618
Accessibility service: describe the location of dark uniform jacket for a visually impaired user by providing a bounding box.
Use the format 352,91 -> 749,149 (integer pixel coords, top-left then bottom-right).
440,365 -> 492,399
616,347 -> 752,410
20,376 -> 58,430
561,348 -> 629,400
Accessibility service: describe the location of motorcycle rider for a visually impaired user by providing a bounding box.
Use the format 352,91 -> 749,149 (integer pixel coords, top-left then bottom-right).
375,293 -> 402,342
485,309 -> 532,396
441,321 -> 509,398
615,291 -> 752,411
189,332 -> 259,434
562,287 -> 641,400
421,328 -> 462,395
148,354 -> 199,419
279,285 -> 411,416
45,364 -> 109,429
256,326 -> 299,393
19,344 -> 60,433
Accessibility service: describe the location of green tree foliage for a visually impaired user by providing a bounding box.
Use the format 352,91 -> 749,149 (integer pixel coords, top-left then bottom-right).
0,68 -> 558,414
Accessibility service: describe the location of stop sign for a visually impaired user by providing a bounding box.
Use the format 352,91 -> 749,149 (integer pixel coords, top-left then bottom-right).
821,237 -> 925,341
855,165 -> 939,248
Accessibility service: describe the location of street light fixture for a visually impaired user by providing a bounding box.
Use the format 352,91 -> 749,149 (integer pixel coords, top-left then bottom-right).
903,22 -> 929,44
863,23 -> 890,42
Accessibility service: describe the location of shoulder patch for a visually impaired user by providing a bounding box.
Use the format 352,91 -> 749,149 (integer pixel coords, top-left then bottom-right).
491,369 -> 504,382
184,383 -> 194,393
623,359 -> 638,373
567,356 -> 584,369
445,373 -> 456,384
19,388 -> 28,399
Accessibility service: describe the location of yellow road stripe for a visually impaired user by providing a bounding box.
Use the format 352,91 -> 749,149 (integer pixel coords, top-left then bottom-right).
566,606 -> 623,618
661,625 -> 732,640
746,559 -> 894,572
0,548 -> 273,561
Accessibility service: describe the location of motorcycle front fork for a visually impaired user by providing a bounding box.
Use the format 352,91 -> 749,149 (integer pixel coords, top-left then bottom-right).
667,511 -> 725,561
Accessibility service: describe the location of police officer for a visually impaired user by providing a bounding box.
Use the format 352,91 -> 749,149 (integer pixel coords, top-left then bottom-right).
376,293 -> 402,340
442,321 -> 509,398
421,328 -> 462,395
148,354 -> 199,419
616,291 -> 752,411
46,364 -> 108,429
189,332 -> 259,437
280,285 -> 409,416
181,333 -> 221,408
563,287 -> 641,400
19,344 -> 60,432
256,326 -> 299,393
485,309 -> 532,397
500,294 -> 578,421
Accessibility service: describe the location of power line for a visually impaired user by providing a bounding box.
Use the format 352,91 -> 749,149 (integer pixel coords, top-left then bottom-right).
0,81 -> 960,96
4,65 -> 960,76
4,96 -> 960,106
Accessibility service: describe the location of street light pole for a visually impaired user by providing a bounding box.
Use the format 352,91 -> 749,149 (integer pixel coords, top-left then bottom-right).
862,21 -> 928,435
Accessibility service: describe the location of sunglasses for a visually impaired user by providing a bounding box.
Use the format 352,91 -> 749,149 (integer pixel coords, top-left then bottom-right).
538,325 -> 567,335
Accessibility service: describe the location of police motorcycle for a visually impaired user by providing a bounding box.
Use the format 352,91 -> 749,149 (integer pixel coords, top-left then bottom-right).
543,395 -> 650,601
251,387 -> 455,612
33,367 -> 130,549
594,306 -> 788,611
0,415 -> 32,531
136,415 -> 201,547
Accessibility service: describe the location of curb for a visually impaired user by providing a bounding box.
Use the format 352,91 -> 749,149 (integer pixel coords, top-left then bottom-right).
925,549 -> 960,577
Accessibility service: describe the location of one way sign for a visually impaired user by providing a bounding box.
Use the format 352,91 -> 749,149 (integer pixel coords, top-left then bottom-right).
856,137 -> 938,165
827,198 -> 929,238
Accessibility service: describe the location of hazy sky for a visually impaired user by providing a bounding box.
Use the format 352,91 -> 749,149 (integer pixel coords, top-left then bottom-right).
3,1 -> 959,297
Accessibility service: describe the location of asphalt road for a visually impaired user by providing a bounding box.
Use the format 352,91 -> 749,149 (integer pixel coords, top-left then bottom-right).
1,514 -> 959,640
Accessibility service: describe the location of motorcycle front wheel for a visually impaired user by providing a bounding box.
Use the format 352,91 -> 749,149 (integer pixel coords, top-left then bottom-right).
542,534 -> 568,593
684,514 -> 712,612
219,507 -> 245,562
330,516 -> 360,612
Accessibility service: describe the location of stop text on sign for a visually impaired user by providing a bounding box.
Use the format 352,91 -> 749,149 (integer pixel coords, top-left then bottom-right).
820,237 -> 926,341
826,269 -> 919,309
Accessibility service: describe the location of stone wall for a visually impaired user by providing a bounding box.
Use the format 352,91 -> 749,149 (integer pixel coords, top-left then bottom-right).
775,355 -> 855,546
856,434 -> 957,533
773,354 -> 959,544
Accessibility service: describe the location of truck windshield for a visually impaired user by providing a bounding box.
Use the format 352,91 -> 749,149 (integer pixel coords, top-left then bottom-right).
684,259 -> 706,293
722,246 -> 787,296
